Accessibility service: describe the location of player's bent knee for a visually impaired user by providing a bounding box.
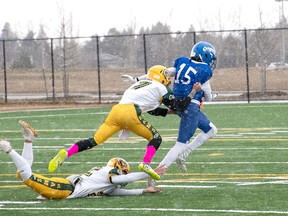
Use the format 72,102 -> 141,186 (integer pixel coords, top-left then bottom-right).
208,122 -> 217,138
76,138 -> 97,152
148,136 -> 162,150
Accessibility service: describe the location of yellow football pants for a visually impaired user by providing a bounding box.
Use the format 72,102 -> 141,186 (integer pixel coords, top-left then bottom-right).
18,172 -> 73,199
93,104 -> 160,144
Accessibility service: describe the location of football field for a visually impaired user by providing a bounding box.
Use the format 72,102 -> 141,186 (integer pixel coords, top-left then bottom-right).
0,102 -> 288,216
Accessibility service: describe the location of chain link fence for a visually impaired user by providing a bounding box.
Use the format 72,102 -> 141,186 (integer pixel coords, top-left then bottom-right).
1,28 -> 288,104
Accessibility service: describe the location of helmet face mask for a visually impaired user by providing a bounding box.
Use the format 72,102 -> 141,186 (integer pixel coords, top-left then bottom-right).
107,157 -> 131,174
190,41 -> 217,71
147,65 -> 171,86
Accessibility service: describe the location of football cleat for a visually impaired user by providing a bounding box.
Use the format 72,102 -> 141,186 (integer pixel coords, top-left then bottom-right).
138,162 -> 161,180
48,149 -> 68,172
0,140 -> 12,153
175,155 -> 187,172
19,120 -> 39,141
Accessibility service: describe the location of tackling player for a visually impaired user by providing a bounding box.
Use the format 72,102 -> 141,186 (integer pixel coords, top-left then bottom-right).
48,65 -> 201,180
0,121 -> 164,199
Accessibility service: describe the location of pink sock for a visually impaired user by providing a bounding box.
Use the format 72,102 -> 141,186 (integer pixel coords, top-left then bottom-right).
142,146 -> 157,164
67,144 -> 79,158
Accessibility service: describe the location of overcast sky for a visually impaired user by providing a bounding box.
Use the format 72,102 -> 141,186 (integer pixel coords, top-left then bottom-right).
1,0 -> 286,37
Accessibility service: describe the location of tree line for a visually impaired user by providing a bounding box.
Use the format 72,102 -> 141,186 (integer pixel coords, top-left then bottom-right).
0,19 -> 287,71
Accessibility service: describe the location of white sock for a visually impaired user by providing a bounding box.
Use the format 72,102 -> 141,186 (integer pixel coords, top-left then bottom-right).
9,150 -> 32,180
186,123 -> 217,152
186,132 -> 208,152
22,142 -> 33,166
159,142 -> 186,168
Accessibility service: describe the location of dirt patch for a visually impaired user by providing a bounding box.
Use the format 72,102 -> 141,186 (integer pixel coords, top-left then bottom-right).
0,102 -> 114,112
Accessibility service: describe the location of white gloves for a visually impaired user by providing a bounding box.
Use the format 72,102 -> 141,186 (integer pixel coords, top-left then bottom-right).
120,75 -> 137,84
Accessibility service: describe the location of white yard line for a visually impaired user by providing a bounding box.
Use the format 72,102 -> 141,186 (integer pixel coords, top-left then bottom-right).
0,201 -> 41,204
237,180 -> 288,186
0,207 -> 288,214
0,112 -> 109,120
157,185 -> 217,188
6,146 -> 288,151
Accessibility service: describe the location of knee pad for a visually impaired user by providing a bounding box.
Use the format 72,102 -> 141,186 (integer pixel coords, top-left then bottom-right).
148,136 -> 162,150
76,138 -> 97,152
207,122 -> 217,138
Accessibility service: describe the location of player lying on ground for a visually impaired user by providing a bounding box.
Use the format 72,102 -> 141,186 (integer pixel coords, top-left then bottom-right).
0,121 -> 164,199
48,65 -> 201,180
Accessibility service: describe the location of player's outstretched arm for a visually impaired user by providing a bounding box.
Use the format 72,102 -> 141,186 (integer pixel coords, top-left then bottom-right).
143,186 -> 163,194
120,74 -> 147,84
120,75 -> 137,84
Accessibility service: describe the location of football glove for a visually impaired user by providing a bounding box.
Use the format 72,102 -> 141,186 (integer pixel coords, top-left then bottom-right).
148,107 -> 168,117
121,75 -> 137,84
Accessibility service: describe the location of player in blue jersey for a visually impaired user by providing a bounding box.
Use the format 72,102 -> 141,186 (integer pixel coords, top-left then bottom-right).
121,41 -> 218,172
158,41 -> 217,171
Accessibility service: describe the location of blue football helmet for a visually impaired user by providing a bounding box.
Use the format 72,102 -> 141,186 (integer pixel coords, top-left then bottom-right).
190,41 -> 217,71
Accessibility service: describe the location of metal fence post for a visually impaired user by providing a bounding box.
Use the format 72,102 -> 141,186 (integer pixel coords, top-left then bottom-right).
244,29 -> 250,103
2,40 -> 7,103
143,34 -> 147,72
193,32 -> 196,44
95,36 -> 101,103
50,38 -> 56,102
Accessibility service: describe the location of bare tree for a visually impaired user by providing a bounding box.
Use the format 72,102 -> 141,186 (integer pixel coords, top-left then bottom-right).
252,7 -> 277,94
57,3 -> 80,97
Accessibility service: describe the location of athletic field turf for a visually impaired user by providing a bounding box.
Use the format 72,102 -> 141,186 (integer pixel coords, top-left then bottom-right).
0,102 -> 288,216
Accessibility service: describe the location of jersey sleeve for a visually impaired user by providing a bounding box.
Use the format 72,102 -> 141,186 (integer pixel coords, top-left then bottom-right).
199,66 -> 213,84
167,67 -> 176,77
201,80 -> 213,101
107,167 -> 121,183
137,74 -> 148,81
161,86 -> 174,101
109,188 -> 144,196
110,172 -> 149,184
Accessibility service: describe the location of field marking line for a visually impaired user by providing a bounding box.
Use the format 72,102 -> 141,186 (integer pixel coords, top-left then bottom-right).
0,207 -> 288,214
1,173 -> 287,177
0,184 -> 217,189
0,201 -> 41,204
237,180 -> 288,186
0,185 -> 26,188
1,178 -> 288,188
159,176 -> 288,182
1,127 -> 288,133
157,185 -> 216,188
0,112 -> 109,120
5,146 -> 288,151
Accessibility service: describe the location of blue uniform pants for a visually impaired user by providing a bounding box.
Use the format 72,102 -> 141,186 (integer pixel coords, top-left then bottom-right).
177,102 -> 212,143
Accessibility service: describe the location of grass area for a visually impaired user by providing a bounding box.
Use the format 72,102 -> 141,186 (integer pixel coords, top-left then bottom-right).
0,102 -> 288,215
